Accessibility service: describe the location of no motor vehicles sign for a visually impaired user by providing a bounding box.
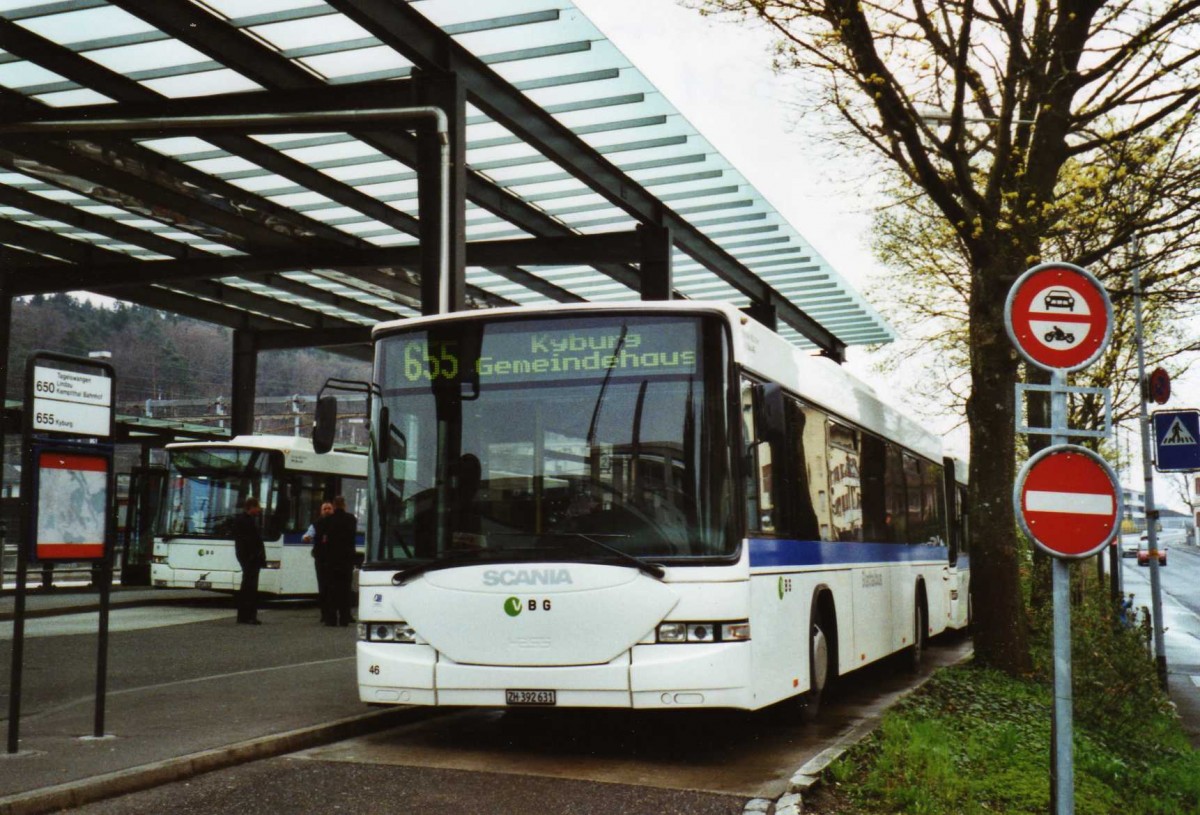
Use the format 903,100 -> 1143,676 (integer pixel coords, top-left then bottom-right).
1004,263 -> 1113,372
1014,444 -> 1121,560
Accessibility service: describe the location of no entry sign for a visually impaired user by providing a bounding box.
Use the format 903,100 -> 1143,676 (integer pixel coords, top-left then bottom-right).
1014,445 -> 1121,559
1005,263 -> 1112,372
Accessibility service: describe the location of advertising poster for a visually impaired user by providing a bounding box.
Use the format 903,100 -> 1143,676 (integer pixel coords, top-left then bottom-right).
35,450 -> 109,561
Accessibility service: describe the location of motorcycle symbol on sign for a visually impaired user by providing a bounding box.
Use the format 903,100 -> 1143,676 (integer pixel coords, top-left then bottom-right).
1043,325 -> 1075,344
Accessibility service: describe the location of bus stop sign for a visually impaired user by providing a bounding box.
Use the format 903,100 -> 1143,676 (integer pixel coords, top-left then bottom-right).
1004,263 -> 1113,372
1014,444 -> 1121,559
1154,409 -> 1200,473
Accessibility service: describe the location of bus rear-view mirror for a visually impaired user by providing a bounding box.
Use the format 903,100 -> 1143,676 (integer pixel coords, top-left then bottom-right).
312,395 -> 338,454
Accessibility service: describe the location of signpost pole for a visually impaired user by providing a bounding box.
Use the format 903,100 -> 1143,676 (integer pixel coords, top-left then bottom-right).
1007,261 -> 1119,815
1132,261 -> 1168,688
1049,371 -> 1073,815
6,372 -> 35,755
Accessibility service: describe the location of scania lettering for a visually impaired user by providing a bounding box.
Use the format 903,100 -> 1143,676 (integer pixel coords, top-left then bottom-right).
482,569 -> 574,587
151,435 -> 366,596
340,303 -> 969,714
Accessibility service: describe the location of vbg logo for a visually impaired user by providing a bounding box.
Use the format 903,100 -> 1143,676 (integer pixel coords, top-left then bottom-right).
504,597 -> 522,617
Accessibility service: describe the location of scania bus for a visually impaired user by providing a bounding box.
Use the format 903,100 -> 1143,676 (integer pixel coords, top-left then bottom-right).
329,301 -> 968,713
151,435 -> 366,595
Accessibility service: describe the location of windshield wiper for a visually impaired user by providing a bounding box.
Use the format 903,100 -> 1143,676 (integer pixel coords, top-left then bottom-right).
390,549 -> 493,585
518,532 -> 665,580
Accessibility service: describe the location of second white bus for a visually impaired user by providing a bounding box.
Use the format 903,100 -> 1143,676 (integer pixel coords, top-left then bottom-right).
152,435 -> 367,596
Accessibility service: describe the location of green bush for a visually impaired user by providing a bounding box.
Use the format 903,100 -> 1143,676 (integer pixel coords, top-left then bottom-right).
828,579 -> 1200,814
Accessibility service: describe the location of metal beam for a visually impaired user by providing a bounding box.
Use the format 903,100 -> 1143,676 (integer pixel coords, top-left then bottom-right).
102,0 -> 646,294
12,233 -> 642,295
326,0 -> 844,360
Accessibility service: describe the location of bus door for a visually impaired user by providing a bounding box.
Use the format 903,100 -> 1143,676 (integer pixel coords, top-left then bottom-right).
122,466 -> 166,586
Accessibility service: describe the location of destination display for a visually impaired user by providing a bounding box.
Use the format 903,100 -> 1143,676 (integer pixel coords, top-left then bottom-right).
388,319 -> 700,387
31,365 -> 112,437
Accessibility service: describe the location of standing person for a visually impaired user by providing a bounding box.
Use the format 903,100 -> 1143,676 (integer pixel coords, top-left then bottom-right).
319,495 -> 358,627
233,496 -> 266,625
304,501 -> 335,623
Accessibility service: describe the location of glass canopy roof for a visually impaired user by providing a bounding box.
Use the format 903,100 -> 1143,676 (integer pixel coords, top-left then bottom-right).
0,0 -> 894,354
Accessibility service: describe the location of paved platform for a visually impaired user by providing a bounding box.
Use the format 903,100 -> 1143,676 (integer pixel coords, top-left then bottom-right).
0,589 -> 421,815
3,580 -> 1200,815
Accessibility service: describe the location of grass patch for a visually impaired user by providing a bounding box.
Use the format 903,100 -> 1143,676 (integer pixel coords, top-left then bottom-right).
816,592 -> 1200,814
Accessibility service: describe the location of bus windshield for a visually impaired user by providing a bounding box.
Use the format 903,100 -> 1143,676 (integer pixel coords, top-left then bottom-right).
367,313 -> 735,568
158,447 -> 277,539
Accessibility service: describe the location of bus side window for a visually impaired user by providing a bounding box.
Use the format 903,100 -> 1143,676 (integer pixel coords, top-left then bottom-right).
924,461 -> 945,546
885,443 -> 908,543
957,486 -> 969,554
740,377 -> 777,534
827,421 -> 862,541
860,434 -> 887,542
341,476 -> 368,534
783,399 -> 821,541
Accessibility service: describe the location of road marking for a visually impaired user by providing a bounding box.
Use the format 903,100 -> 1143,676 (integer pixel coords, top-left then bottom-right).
107,656 -> 354,698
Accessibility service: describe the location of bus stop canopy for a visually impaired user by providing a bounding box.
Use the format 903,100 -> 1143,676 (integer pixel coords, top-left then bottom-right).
0,0 -> 894,362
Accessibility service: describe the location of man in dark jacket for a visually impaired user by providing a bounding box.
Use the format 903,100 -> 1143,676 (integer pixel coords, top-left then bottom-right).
233,497 -> 266,625
316,495 -> 358,627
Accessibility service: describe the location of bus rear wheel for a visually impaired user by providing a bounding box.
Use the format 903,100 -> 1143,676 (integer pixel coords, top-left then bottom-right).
799,617 -> 830,722
906,601 -> 926,674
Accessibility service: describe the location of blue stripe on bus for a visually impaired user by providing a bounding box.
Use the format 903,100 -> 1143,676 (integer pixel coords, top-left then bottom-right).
282,532 -> 366,546
749,538 -> 952,568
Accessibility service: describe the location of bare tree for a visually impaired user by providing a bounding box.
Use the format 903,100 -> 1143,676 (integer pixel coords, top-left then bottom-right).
696,0 -> 1200,673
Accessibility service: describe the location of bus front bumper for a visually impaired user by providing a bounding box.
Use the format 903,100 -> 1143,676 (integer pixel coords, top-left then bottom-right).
151,564 -> 280,593
357,641 -> 754,709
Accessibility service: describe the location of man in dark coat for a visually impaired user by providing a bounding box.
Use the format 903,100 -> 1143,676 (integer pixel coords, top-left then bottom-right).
233,496 -> 266,625
316,495 -> 358,627
304,501 -> 335,623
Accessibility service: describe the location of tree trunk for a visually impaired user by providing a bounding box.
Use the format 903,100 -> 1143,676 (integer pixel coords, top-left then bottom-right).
965,259 -> 1032,675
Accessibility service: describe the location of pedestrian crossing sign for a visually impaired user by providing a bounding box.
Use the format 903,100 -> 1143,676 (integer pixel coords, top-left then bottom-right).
1153,409 -> 1200,472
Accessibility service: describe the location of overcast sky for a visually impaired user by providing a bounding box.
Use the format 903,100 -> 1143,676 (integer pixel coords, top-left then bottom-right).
573,0 -> 1200,513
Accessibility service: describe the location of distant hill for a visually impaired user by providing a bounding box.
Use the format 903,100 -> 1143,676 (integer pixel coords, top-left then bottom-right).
5,294 -> 372,410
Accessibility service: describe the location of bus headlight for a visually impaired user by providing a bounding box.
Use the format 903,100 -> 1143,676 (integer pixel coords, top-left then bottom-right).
360,622 -> 416,643
151,555 -> 168,565
656,620 -> 750,643
263,561 -> 281,570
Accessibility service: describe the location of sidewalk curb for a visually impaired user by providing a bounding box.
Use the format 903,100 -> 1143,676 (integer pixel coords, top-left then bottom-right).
0,595 -> 233,622
0,706 -> 432,815
751,640 -> 974,814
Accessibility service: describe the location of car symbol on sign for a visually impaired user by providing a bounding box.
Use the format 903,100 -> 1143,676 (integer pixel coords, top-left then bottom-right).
1043,289 -> 1075,311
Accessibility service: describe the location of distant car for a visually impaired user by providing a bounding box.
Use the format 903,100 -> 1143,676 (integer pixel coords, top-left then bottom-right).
1137,537 -> 1167,567
1120,537 -> 1139,558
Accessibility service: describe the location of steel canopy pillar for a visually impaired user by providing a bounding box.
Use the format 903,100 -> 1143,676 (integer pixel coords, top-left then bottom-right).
0,273 -> 9,591
231,330 -> 258,437
415,69 -> 466,315
638,222 -> 673,301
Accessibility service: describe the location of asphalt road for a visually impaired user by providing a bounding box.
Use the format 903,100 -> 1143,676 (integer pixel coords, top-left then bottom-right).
0,588 -> 970,813
54,631 -> 970,814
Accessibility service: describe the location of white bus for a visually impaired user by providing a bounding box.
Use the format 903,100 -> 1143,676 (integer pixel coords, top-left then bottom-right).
339,302 -> 969,713
151,435 -> 367,596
